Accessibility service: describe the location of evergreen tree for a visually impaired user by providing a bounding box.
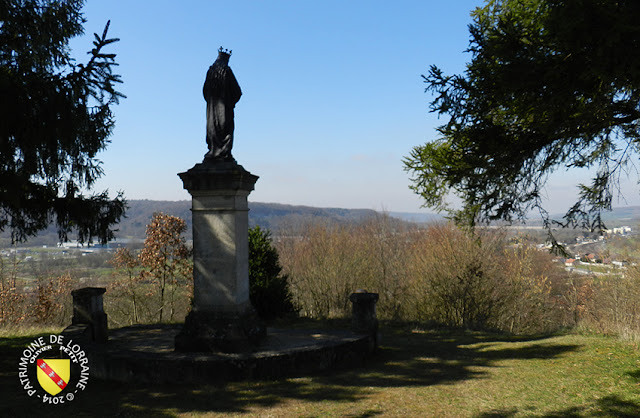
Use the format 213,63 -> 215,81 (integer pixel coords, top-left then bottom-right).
0,0 -> 126,243
248,226 -> 296,320
405,0 -> 640,245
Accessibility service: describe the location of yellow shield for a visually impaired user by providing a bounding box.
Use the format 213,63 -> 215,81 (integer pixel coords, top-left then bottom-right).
36,359 -> 70,396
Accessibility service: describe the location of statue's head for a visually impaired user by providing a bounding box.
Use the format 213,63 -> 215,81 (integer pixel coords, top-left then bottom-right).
217,47 -> 232,64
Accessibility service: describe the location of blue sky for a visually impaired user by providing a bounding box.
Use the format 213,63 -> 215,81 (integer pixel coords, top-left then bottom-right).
72,0 -> 640,215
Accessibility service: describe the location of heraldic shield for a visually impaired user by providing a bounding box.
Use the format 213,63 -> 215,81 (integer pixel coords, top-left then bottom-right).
36,359 -> 70,396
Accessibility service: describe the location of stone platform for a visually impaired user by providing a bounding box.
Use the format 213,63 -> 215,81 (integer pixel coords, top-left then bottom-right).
62,324 -> 375,384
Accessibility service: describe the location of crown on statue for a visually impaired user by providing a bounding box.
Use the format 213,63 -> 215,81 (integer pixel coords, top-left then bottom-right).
218,47 -> 232,57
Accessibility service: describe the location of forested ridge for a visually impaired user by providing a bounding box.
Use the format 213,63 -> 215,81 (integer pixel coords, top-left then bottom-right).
0,200 -> 386,245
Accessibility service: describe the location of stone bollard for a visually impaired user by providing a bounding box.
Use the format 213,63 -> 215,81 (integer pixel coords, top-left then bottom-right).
71,287 -> 108,343
349,290 -> 379,351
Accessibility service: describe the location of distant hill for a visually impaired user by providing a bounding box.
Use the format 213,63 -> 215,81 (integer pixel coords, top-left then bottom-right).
250,202 -> 386,231
600,206 -> 640,225
1,200 -> 423,246
114,200 -> 192,240
521,206 -> 640,228
116,200 -> 386,240
5,201 -> 640,247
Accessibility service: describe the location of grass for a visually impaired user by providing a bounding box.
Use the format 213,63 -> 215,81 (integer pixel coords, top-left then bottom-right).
1,323 -> 640,417
0,324 -> 64,338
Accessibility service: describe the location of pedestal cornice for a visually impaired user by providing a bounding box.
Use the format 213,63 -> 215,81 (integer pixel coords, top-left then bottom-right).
179,160 -> 258,192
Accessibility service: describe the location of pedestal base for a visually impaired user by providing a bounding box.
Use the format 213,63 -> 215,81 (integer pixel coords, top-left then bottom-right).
175,309 -> 266,353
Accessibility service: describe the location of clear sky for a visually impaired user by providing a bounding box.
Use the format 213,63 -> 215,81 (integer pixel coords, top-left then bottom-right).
71,0 -> 640,215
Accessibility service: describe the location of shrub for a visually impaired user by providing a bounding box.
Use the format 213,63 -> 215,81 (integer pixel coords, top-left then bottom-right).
0,287 -> 27,325
278,218 -> 569,334
277,221 -> 371,318
248,226 -> 297,320
498,244 -> 559,334
581,268 -> 640,343
34,273 -> 72,325
409,225 -> 506,330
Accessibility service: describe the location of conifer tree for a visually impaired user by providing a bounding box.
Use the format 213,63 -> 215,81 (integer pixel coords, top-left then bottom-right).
0,0 -> 126,243
248,226 -> 296,320
405,0 -> 640,245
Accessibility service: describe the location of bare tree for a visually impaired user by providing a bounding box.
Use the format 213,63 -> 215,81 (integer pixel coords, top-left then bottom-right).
139,213 -> 192,322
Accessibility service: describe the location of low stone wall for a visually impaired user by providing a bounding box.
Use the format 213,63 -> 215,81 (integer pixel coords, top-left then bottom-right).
62,288 -> 380,384
64,325 -> 375,384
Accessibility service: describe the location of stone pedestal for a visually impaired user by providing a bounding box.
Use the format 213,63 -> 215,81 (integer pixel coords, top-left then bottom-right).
71,287 -> 108,343
175,159 -> 266,353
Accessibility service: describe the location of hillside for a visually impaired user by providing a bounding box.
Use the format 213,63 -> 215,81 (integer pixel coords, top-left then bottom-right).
116,200 -> 385,241
5,200 -> 638,247
0,200 -> 396,246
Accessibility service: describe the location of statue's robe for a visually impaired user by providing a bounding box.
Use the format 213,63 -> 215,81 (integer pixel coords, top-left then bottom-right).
203,54 -> 242,160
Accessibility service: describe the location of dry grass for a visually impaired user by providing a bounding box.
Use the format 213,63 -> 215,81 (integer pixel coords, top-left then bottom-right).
0,324 -> 63,338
